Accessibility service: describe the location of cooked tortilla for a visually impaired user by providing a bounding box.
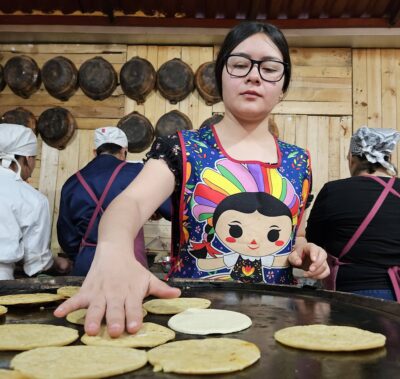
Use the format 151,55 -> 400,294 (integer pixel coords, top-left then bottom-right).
143,297 -> 211,314
0,305 -> 7,316
66,308 -> 147,326
57,286 -> 81,298
168,308 -> 252,335
81,322 -> 175,348
0,293 -> 64,306
0,369 -> 29,379
0,324 -> 79,351
148,338 -> 260,374
274,324 -> 386,351
11,346 -> 147,379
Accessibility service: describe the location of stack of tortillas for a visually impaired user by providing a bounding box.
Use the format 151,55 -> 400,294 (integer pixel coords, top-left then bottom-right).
0,324 -> 78,350
274,324 -> 386,351
11,346 -> 147,379
148,338 -> 260,374
143,297 -> 211,314
0,293 -> 64,306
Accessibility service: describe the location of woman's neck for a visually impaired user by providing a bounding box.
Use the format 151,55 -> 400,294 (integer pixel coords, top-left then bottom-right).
213,114 -> 277,163
356,169 -> 392,178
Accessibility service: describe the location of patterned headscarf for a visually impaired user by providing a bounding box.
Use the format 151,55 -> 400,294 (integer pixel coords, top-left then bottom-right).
350,126 -> 400,176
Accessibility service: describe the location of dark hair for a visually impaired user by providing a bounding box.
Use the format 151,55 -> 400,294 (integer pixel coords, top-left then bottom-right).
215,21 -> 291,98
96,143 -> 124,156
351,154 -> 397,176
213,192 -> 292,227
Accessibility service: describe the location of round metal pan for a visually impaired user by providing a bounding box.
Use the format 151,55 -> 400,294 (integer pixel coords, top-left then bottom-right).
0,277 -> 399,378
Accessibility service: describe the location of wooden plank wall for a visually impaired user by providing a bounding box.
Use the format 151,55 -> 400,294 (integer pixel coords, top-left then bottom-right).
1,44 -> 399,255
353,49 -> 400,170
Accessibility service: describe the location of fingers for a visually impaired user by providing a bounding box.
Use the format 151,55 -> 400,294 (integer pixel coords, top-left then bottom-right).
148,275 -> 181,299
102,295 -> 127,338
288,249 -> 303,267
84,296 -> 107,336
125,297 -> 144,335
53,293 -> 88,318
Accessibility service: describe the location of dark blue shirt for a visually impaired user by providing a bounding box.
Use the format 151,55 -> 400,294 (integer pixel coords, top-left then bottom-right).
57,154 -> 171,275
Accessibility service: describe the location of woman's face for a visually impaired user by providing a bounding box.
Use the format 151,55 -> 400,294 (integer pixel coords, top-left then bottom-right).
221,33 -> 285,122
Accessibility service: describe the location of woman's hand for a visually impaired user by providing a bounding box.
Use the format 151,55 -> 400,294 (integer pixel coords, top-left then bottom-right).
289,238 -> 330,279
53,252 -> 181,337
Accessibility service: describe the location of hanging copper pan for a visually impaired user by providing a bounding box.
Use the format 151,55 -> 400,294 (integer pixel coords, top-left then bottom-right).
0,64 -> 5,92
4,55 -> 41,99
200,113 -> 224,129
117,111 -> 154,153
120,57 -> 156,104
78,56 -> 117,100
195,61 -> 221,105
155,110 -> 193,137
37,107 -> 76,150
156,58 -> 194,104
42,56 -> 78,101
0,107 -> 37,135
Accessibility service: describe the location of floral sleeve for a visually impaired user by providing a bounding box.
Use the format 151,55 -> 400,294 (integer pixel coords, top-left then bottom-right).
145,133 -> 183,189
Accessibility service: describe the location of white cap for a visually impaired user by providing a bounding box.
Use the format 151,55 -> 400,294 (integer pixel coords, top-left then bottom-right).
94,127 -> 128,149
0,124 -> 37,176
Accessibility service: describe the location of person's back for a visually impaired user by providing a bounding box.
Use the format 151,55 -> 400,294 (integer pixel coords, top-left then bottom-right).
307,126 -> 400,301
0,123 -> 69,280
307,176 -> 400,291
58,153 -> 144,275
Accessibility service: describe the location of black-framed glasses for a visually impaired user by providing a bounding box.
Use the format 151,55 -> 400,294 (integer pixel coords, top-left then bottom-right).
225,54 -> 288,82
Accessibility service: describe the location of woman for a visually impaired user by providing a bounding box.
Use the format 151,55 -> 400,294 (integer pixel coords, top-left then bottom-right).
306,126 -> 400,301
55,21 -> 329,336
0,123 -> 70,280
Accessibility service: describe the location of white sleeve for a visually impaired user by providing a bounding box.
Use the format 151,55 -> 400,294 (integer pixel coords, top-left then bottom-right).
223,253 -> 239,268
22,195 -> 54,276
0,263 -> 15,280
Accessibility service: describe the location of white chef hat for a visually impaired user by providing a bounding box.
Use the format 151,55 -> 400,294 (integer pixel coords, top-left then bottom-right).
0,123 -> 37,177
94,127 -> 128,149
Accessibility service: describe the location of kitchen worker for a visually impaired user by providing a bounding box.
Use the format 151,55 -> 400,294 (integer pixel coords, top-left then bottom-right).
0,123 -> 70,280
57,126 -> 171,276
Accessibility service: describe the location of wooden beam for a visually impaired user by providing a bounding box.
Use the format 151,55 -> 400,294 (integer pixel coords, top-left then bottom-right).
0,15 -> 395,28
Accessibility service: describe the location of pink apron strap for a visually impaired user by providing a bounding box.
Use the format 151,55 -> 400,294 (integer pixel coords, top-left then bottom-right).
324,176 -> 396,291
134,228 -> 148,268
388,267 -> 400,302
77,161 -> 127,249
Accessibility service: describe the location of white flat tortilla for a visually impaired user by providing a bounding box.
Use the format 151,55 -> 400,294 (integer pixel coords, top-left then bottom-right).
167,308 -> 252,335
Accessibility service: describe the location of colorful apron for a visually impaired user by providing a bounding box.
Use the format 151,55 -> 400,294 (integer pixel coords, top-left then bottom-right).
323,175 -> 400,302
76,161 -> 147,268
168,125 -> 311,284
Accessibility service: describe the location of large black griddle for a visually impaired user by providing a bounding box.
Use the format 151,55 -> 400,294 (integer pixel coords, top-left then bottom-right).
0,277 -> 399,378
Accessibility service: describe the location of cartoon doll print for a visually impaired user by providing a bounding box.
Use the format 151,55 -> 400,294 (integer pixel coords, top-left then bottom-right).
189,158 -> 302,283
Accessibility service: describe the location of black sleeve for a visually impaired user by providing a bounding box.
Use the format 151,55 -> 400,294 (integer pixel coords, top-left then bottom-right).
305,184 -> 329,247
145,133 -> 183,189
